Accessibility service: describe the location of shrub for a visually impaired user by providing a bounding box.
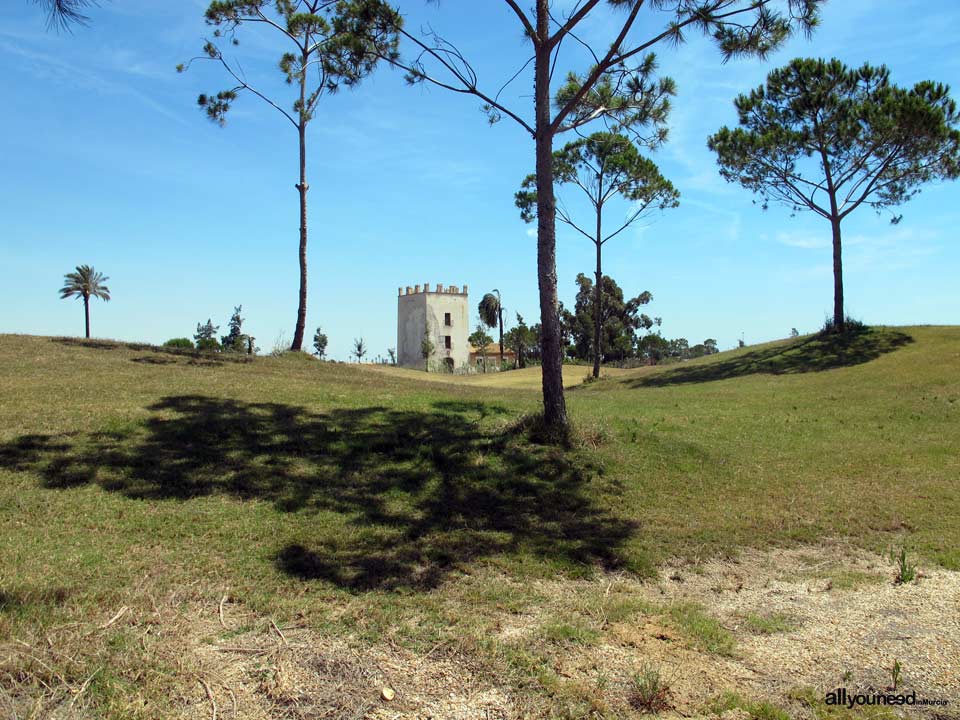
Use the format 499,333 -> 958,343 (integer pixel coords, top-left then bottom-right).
163,338 -> 194,349
571,421 -> 608,450
821,315 -> 867,335
629,662 -> 672,713
892,547 -> 916,585
196,337 -> 220,352
507,412 -> 573,447
271,332 -> 290,357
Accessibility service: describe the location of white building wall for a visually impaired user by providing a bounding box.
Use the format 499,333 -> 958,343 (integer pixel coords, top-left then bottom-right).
397,284 -> 469,370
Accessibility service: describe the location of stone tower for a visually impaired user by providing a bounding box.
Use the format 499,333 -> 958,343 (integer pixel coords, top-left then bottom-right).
397,283 -> 469,370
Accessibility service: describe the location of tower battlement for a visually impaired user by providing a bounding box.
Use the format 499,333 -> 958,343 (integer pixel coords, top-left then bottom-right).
398,283 -> 468,296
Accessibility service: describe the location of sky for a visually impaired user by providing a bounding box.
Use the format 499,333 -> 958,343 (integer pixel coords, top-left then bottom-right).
1,0 -> 958,360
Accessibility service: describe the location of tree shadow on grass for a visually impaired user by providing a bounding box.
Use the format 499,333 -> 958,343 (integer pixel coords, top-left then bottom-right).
131,355 -> 178,365
0,587 -> 72,616
53,337 -> 123,351
0,397 -> 633,591
627,327 -> 913,388
51,337 -> 253,365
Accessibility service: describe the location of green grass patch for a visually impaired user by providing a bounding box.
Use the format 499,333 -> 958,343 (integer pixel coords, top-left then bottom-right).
599,595 -> 658,625
828,570 -> 887,590
705,691 -> 791,720
541,618 -> 600,646
788,686 -> 901,720
456,575 -> 541,615
740,611 -> 799,635
668,603 -> 736,656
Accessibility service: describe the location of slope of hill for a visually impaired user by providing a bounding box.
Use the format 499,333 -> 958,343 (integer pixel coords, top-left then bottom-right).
0,328 -> 957,719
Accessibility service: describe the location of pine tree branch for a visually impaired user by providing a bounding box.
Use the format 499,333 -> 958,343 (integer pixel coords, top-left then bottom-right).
35,0 -> 97,31
503,0 -> 538,44
602,204 -> 652,245
494,54 -> 537,109
212,50 -> 300,129
549,2 -> 644,134
393,27 -> 536,135
254,8 -> 306,53
546,0 -> 605,51
556,206 -> 596,242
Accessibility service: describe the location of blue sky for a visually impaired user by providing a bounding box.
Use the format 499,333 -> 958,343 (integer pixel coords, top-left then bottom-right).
1,1 -> 958,360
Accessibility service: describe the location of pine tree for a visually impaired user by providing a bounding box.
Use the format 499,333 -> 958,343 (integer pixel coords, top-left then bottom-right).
180,1 -> 401,350
710,58 -> 960,331
390,0 -> 823,433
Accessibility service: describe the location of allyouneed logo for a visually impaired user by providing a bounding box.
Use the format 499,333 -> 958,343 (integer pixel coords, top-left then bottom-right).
825,688 -> 950,709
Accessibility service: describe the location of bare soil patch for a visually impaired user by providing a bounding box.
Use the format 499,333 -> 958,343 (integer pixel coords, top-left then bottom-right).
3,542 -> 955,719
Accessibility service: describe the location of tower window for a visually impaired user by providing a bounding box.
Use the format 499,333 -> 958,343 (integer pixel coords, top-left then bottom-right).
444,312 -> 452,326
444,335 -> 452,349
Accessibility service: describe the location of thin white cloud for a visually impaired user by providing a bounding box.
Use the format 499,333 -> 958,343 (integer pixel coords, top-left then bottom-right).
775,225 -> 942,273
775,231 -> 829,249
845,227 -> 941,271
682,197 -> 742,242
0,39 -> 188,126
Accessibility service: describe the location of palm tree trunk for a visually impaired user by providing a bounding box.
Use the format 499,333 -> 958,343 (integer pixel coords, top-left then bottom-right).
831,216 -> 844,331
83,295 -> 90,339
534,0 -> 567,432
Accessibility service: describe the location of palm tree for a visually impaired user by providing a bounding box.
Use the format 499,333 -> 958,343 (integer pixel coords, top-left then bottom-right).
59,265 -> 110,339
478,290 -> 505,368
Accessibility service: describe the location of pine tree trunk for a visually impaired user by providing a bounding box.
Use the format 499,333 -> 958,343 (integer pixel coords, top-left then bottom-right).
819,144 -> 844,334
534,0 -> 567,431
593,222 -> 602,379
292,119 -> 309,351
83,295 -> 90,339
831,216 -> 844,331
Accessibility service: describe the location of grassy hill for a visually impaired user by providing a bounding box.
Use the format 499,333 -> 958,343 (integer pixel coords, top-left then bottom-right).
0,327 -> 957,719
366,361 -> 634,389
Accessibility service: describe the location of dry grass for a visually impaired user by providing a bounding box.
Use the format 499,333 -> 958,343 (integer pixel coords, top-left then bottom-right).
1,535 -> 956,717
1,329 -> 959,718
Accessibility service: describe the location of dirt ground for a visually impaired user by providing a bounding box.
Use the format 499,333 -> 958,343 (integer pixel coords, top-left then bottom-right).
5,542 -> 957,719
180,543 -> 960,719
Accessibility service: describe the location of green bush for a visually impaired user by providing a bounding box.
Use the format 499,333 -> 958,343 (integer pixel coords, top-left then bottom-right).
163,338 -> 194,349
821,316 -> 867,335
195,338 -> 220,352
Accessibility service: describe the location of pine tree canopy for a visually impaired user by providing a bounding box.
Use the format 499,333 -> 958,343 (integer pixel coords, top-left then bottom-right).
708,57 -> 960,222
